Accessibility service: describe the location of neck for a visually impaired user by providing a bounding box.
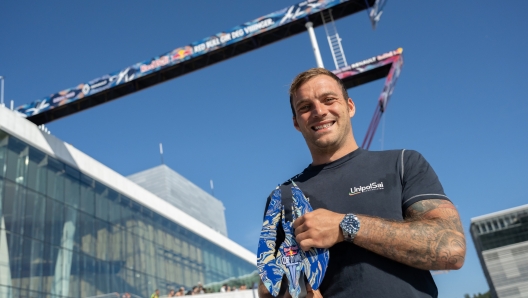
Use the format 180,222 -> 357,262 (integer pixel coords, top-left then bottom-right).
309,138 -> 359,166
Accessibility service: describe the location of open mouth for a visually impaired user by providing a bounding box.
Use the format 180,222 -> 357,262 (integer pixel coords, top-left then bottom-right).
312,121 -> 335,131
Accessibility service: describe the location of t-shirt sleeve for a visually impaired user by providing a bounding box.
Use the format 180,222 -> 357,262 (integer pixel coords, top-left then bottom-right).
401,149 -> 450,211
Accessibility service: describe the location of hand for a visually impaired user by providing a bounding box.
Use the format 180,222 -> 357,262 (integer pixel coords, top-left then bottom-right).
293,208 -> 345,251
306,282 -> 323,298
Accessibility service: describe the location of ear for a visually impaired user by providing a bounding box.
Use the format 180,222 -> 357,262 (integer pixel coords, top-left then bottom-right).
347,98 -> 355,118
293,116 -> 301,132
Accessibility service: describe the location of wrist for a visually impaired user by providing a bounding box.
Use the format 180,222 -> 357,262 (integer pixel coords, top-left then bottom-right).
337,214 -> 346,243
339,213 -> 361,243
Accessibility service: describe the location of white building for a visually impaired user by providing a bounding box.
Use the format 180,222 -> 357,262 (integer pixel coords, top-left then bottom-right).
0,106 -> 256,298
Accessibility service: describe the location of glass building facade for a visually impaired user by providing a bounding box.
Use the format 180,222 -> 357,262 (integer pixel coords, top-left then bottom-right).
0,129 -> 256,298
470,206 -> 528,298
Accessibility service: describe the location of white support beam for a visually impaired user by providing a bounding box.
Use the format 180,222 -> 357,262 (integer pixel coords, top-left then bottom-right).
305,22 -> 324,68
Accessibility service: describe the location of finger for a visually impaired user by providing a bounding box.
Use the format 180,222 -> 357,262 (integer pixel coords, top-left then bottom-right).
298,238 -> 314,251
296,231 -> 315,251
295,229 -> 309,243
292,215 -> 305,229
294,221 -> 310,236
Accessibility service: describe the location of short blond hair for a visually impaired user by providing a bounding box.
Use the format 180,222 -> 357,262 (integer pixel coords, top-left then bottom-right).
289,68 -> 349,116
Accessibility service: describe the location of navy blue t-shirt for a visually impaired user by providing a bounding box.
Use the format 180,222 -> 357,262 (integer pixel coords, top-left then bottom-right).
264,148 -> 449,298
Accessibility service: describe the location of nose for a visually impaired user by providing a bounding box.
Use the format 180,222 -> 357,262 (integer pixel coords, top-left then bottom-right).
311,100 -> 328,118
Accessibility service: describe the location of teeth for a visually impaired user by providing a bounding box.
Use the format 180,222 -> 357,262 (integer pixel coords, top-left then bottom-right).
314,122 -> 333,130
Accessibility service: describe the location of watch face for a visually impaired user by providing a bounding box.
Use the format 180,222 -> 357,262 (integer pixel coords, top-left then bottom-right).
342,214 -> 359,235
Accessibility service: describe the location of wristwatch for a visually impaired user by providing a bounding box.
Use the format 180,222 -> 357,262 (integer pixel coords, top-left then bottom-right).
339,213 -> 361,242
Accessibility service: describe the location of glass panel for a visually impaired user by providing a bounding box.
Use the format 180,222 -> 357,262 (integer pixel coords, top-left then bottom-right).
95,218 -> 109,261
137,213 -> 147,239
46,157 -> 65,202
134,270 -> 147,298
0,179 -> 3,220
135,236 -> 146,274
1,180 -> 15,231
26,147 -> 47,194
147,275 -> 157,297
64,165 -> 80,208
0,132 -> 8,178
146,240 -> 156,278
80,254 -> 96,297
21,190 -> 37,237
44,198 -> 64,247
68,251 -> 80,298
42,245 -> 59,295
122,268 -> 135,295
0,285 -> 12,298
80,213 -> 96,257
10,287 -> 20,298
15,287 -> 25,298
64,205 -> 78,252
154,238 -> 163,280
8,232 -> 24,288
95,182 -> 109,222
129,199 -> 140,236
118,216 -> 128,265
107,197 -> 121,228
3,180 -> 26,236
80,174 -> 95,216
120,196 -> 132,231
108,223 -> 117,264
196,246 -> 203,268
95,259 -> 109,295
18,234 -> 31,290
189,243 -> 197,263
161,217 -> 171,235
28,239 -> 44,293
125,230 -> 135,271
111,224 -> 123,262
5,136 -> 28,186
36,192 -> 47,242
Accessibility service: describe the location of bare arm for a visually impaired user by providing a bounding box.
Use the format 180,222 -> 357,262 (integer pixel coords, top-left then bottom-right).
293,199 -> 466,271
354,199 -> 466,270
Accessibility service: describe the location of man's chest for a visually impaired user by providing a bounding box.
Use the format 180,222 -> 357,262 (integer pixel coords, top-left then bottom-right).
288,168 -> 404,221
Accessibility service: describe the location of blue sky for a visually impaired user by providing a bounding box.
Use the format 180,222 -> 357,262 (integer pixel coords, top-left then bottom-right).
2,1 -> 527,297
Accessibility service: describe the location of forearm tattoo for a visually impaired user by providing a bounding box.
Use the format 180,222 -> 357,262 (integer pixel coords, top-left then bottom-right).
354,199 -> 466,270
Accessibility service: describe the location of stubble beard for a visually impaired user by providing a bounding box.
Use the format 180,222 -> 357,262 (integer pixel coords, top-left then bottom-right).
306,122 -> 352,155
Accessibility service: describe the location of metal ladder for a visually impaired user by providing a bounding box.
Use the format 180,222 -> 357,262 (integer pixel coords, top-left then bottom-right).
321,9 -> 348,70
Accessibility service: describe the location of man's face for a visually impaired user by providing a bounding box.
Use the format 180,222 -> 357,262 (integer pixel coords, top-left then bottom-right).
292,75 -> 355,153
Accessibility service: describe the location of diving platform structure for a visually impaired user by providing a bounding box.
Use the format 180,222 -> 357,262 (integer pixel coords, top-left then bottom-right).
16,0 -> 379,125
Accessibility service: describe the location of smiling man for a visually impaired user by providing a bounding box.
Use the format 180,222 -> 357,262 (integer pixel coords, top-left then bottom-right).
258,68 -> 466,298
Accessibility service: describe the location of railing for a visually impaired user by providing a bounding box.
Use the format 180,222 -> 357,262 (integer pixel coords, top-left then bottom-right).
87,289 -> 257,298
86,293 -> 143,298
160,289 -> 257,298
